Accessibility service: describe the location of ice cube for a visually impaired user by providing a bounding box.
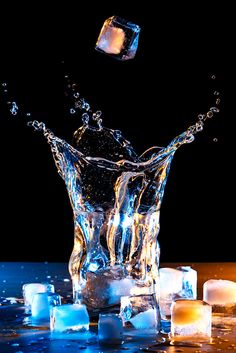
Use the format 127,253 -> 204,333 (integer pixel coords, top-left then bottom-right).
31,293 -> 50,320
22,283 -> 54,308
50,304 -> 89,332
95,16 -> 140,60
170,299 -> 212,343
159,267 -> 197,321
130,308 -> 157,329
203,279 -> 236,305
98,313 -> 123,344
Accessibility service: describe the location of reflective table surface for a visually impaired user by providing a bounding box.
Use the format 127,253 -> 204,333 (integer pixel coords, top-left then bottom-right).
1,262 -> 236,353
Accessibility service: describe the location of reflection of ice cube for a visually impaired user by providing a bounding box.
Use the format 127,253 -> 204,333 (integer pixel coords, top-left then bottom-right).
95,16 -> 140,60
130,308 -> 157,329
50,304 -> 89,332
22,283 -> 54,308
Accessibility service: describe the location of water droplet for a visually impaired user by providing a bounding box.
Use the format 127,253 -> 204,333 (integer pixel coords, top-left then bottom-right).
207,111 -> 213,118
26,112 -> 31,117
211,74 -> 216,80
213,138 -> 218,142
216,98 -> 221,105
210,107 -> 220,113
214,91 -> 220,96
1,82 -> 7,87
198,114 -> 205,120
82,113 -> 89,125
10,102 -> 18,115
70,108 -> 76,114
73,92 -> 80,98
82,102 -> 90,111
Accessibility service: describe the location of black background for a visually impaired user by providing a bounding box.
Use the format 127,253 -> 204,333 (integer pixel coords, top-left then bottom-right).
0,3 -> 233,263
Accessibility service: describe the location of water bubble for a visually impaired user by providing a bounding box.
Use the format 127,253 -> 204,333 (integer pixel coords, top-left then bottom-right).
26,112 -> 31,117
1,82 -> 7,87
211,74 -> 216,80
70,108 -> 76,114
216,98 -> 221,105
207,111 -> 213,118
210,107 -> 220,113
214,91 -> 220,96
213,138 -> 218,142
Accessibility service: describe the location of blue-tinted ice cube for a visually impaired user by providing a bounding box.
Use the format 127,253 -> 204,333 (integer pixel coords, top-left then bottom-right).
31,292 -> 50,320
98,313 -> 123,344
50,304 -> 90,332
95,16 -> 140,60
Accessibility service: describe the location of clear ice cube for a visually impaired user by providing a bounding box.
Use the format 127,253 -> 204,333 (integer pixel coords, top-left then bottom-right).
98,313 -> 123,344
95,16 -> 140,60
159,267 -> 197,322
50,304 -> 89,332
170,299 -> 212,343
22,282 -> 54,308
31,293 -> 50,320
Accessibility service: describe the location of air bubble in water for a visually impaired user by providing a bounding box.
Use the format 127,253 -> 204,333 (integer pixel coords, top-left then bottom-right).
211,74 -> 216,80
214,91 -> 220,96
216,98 -> 221,105
213,138 -> 218,142
207,111 -> 213,118
70,108 -> 76,114
1,82 -> 7,87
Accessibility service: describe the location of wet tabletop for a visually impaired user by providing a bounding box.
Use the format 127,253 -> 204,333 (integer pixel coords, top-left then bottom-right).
1,262 -> 236,353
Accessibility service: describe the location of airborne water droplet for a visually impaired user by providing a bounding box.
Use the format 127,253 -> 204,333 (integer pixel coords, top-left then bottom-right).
70,108 -> 76,114
214,91 -> 220,96
1,82 -> 7,87
216,98 -> 221,105
213,138 -> 218,142
210,107 -> 220,113
211,74 -> 216,80
207,111 -> 213,118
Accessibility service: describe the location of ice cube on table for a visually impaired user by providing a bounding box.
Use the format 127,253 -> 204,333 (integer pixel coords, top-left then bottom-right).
203,279 -> 236,325
50,304 -> 89,332
98,313 -> 123,344
159,267 -> 197,321
31,292 -> 61,321
130,308 -> 157,329
95,16 -> 140,60
22,282 -> 54,308
119,294 -> 159,332
170,299 -> 212,343
203,279 -> 236,305
31,293 -> 50,320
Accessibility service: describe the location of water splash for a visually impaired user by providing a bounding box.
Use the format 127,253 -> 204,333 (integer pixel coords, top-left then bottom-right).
28,80 -> 220,309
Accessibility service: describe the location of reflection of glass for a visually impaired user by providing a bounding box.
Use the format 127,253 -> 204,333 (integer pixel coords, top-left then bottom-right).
119,294 -> 160,332
170,299 -> 212,343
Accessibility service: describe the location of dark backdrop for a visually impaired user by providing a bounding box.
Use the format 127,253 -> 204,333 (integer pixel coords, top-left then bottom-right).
0,4 -> 233,262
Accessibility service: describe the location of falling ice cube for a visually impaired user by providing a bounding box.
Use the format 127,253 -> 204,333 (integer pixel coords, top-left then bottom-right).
95,16 -> 140,60
50,304 -> 90,332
